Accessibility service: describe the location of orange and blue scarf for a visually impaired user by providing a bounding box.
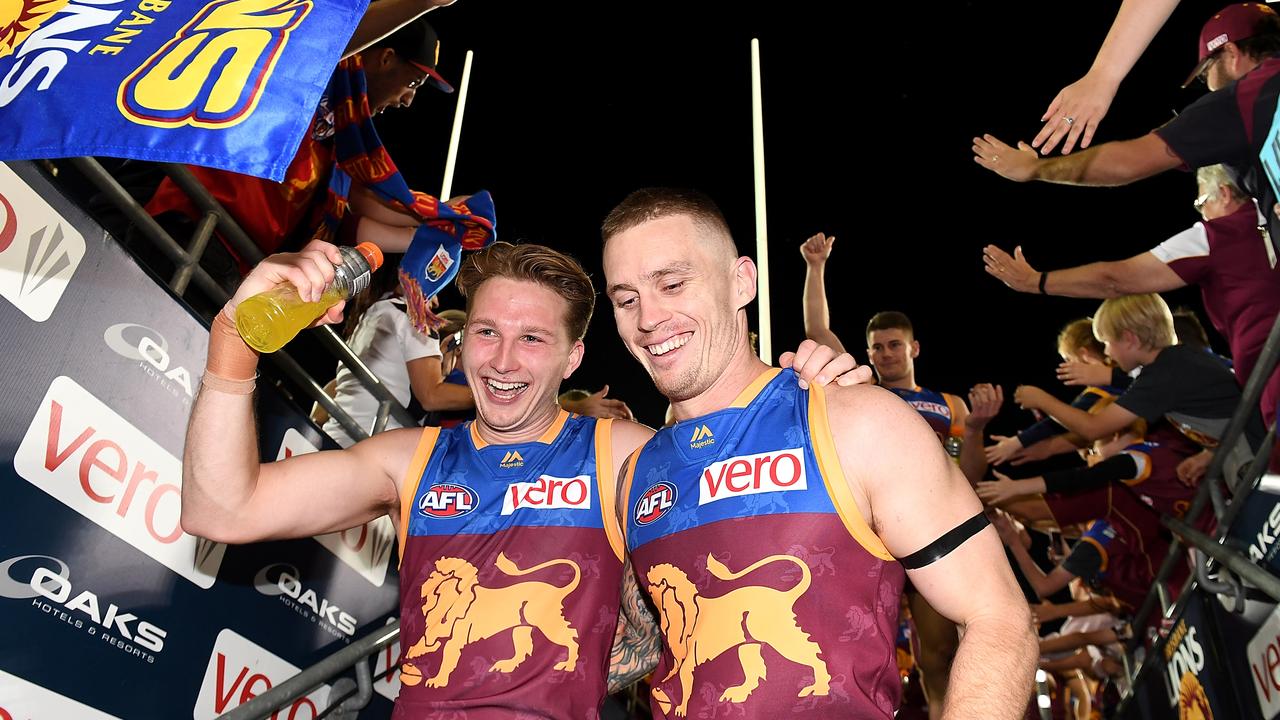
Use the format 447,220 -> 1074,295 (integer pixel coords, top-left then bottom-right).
320,56 -> 495,331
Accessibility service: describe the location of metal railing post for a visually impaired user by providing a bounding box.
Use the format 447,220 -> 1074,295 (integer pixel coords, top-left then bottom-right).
171,211 -> 218,295
216,622 -> 400,720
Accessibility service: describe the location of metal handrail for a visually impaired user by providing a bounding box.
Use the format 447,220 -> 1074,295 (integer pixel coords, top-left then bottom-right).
66,157 -> 422,438
153,162 -> 417,430
1165,514 -> 1280,601
1126,311 -> 1280,641
217,621 -> 400,720
1117,311 -> 1280,708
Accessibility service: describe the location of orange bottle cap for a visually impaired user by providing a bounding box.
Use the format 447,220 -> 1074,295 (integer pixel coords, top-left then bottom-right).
355,242 -> 384,272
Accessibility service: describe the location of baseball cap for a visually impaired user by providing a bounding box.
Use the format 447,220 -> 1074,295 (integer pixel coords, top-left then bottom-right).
1183,3 -> 1279,87
378,18 -> 455,93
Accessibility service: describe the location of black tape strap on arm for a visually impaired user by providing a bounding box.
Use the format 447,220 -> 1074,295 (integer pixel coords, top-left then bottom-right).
898,511 -> 991,570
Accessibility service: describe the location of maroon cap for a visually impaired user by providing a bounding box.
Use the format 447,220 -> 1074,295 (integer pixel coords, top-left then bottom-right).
1183,3 -> 1279,87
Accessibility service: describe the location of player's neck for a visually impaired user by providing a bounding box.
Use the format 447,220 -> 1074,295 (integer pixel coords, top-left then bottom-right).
881,373 -> 917,391
473,401 -> 563,446
670,341 -> 770,422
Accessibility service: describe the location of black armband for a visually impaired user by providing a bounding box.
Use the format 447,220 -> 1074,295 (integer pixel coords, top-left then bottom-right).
899,511 -> 991,570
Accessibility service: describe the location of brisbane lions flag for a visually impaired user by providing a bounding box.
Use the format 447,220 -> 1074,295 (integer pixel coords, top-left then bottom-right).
0,0 -> 367,180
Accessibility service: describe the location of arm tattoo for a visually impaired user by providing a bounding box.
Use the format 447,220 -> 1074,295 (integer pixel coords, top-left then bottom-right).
607,560 -> 662,693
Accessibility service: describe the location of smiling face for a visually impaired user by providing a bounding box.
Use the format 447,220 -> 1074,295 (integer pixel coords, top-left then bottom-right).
603,214 -> 755,403
867,328 -> 918,387
460,276 -> 583,437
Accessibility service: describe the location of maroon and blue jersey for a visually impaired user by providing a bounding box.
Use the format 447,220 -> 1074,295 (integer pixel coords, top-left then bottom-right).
1120,421 -> 1203,519
624,369 -> 905,719
394,411 -> 625,719
886,385 -> 965,446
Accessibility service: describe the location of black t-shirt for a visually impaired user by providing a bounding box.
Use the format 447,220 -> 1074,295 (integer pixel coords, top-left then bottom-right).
1116,345 -> 1242,423
1062,538 -> 1104,582
1156,54 -> 1280,257
1115,344 -> 1263,479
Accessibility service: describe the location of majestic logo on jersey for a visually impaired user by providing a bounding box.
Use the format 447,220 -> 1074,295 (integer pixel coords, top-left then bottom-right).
690,424 -> 715,449
417,483 -> 478,519
501,475 -> 591,515
499,450 -> 524,468
644,554 -> 829,716
400,553 -> 581,688
634,481 -> 678,526
699,448 -> 807,506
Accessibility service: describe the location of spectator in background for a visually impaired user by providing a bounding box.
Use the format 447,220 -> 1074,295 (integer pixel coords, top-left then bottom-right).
983,163 -> 1280,424
321,267 -> 472,447
990,504 -> 1179,626
144,17 -> 457,287
1027,0 -> 1180,156
557,387 -> 635,420
986,318 -> 1126,467
1172,307 -> 1235,370
1036,578 -> 1126,720
420,308 -> 476,429
1013,293 -> 1261,488
974,4 -> 1280,262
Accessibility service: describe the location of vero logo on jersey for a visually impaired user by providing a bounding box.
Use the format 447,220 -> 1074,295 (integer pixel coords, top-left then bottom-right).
699,448 -> 807,506
501,475 -> 591,515
690,424 -> 715,449
418,483 -> 478,519
499,450 -> 524,468
634,481 -> 677,526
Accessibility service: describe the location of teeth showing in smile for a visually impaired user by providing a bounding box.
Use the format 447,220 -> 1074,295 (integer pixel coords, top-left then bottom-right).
646,334 -> 690,356
486,380 -> 528,393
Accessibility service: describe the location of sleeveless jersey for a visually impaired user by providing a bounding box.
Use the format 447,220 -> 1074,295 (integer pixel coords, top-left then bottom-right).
886,385 -> 965,446
624,369 -> 905,719
1120,421 -> 1203,520
395,410 -> 625,719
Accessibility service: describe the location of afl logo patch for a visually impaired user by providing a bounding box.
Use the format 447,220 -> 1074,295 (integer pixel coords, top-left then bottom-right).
634,481 -> 678,526
418,483 -> 479,518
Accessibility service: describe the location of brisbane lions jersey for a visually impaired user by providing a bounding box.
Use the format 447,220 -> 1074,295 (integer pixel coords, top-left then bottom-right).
624,369 -> 905,719
395,411 -> 625,719
885,385 -> 965,449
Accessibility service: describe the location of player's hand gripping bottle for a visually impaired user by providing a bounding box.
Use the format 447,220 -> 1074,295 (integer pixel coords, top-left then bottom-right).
235,242 -> 384,353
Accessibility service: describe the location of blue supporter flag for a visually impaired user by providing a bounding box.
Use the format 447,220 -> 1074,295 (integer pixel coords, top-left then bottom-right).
0,0 -> 369,181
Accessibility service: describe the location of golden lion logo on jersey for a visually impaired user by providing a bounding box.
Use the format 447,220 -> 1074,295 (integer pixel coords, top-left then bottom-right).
399,553 -> 580,688
645,553 -> 829,717
0,0 -> 69,58
1178,672 -> 1213,720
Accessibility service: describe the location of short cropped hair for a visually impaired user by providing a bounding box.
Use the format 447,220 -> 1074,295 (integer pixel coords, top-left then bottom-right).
601,188 -> 734,250
456,242 -> 594,340
866,311 -> 914,342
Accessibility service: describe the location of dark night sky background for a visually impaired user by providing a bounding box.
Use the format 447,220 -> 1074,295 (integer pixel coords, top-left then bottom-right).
374,0 -> 1229,431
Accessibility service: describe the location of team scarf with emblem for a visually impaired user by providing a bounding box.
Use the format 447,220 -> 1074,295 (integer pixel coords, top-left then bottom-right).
317,55 -> 495,332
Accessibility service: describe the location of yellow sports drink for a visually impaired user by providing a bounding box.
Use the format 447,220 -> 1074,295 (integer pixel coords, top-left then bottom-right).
236,243 -> 384,353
